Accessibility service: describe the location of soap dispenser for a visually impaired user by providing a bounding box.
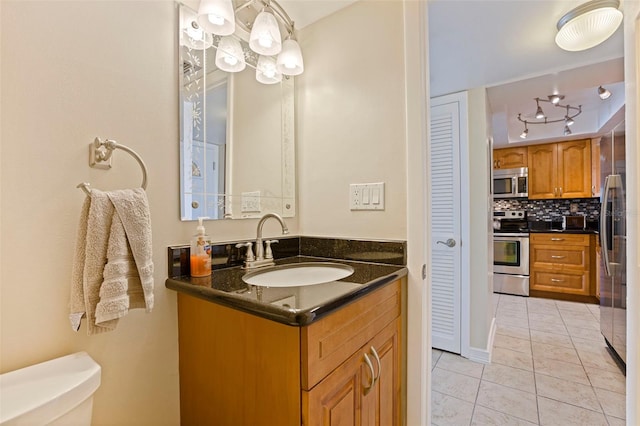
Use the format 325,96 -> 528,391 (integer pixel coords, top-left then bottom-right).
190,217 -> 212,277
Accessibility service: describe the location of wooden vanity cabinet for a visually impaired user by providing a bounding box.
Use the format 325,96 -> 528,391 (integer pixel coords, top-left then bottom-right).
176,279 -> 403,426
530,233 -> 596,300
528,139 -> 591,199
493,147 -> 528,169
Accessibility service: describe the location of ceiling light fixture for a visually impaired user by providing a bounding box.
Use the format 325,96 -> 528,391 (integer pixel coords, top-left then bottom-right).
598,85 -> 612,99
183,0 -> 304,84
555,0 -> 623,51
535,99 -> 546,119
517,95 -> 582,138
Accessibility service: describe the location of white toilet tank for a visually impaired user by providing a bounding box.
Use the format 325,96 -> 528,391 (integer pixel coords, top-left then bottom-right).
0,352 -> 101,425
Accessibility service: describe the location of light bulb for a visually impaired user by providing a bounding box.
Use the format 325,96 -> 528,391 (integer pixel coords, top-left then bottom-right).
564,125 -> 572,136
186,23 -> 204,41
258,35 -> 274,48
276,39 -> 304,76
535,105 -> 545,119
565,116 -> 574,126
256,55 -> 282,84
520,128 -> 528,139
208,14 -> 225,26
215,36 -> 246,72
224,55 -> 238,66
598,86 -> 612,100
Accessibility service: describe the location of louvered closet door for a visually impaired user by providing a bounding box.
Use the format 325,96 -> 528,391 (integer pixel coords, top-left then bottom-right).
429,96 -> 462,354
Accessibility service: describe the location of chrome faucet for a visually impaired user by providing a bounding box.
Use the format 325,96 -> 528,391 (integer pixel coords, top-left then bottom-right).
240,213 -> 289,269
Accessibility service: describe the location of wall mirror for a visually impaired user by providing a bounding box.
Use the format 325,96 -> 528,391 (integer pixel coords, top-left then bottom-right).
178,2 -> 295,220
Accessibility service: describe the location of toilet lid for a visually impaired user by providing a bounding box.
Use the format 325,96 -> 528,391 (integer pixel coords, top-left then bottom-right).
0,352 -> 101,425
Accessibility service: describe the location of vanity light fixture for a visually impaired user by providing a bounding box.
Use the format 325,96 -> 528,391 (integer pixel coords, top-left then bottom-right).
215,36 -> 247,72
517,94 -> 582,138
256,55 -> 282,84
180,8 -> 214,50
598,85 -> 612,99
555,0 -> 623,51
197,0 -> 236,36
186,0 -> 305,83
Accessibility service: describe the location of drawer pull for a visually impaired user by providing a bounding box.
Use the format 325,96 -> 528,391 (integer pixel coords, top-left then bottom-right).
551,255 -> 566,259
363,353 -> 375,395
550,238 -> 565,241
550,278 -> 565,283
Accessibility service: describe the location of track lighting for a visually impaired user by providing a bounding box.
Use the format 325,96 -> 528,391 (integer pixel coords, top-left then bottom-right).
598,85 -> 612,100
517,94 -> 582,138
535,99 -> 545,119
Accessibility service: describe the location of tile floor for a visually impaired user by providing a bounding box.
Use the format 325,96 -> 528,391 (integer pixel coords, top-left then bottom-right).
431,293 -> 626,425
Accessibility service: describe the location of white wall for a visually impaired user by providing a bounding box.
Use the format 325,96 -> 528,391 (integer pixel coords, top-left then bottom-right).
466,87 -> 494,353
296,0 -> 407,240
0,1 -> 299,424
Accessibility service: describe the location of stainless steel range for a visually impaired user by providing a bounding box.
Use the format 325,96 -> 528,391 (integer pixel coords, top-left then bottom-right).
493,210 -> 529,296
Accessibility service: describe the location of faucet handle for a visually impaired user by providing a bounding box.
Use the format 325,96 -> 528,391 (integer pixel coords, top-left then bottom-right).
264,239 -> 279,259
235,242 -> 255,261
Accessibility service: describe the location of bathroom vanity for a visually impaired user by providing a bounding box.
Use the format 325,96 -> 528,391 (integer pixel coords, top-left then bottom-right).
166,255 -> 407,426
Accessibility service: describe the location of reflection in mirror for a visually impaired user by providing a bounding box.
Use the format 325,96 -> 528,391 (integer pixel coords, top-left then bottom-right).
179,3 -> 295,221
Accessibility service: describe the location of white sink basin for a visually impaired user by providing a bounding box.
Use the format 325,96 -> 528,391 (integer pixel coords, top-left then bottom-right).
242,262 -> 354,288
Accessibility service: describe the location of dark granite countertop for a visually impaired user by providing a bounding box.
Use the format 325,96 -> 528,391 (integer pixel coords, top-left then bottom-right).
165,256 -> 407,326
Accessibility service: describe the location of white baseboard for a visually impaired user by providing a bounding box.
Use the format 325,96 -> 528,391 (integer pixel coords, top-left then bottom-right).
467,317 -> 497,364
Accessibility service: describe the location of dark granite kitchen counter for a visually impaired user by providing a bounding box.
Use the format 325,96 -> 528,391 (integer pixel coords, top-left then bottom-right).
165,256 -> 407,326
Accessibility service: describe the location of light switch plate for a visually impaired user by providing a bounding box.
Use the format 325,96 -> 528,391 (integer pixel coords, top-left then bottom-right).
350,182 -> 385,210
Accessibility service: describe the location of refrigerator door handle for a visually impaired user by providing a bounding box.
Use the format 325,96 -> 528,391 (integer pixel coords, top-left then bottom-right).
600,175 -> 612,276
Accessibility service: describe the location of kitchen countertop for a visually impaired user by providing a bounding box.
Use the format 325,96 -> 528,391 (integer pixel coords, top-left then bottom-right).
165,256 -> 407,326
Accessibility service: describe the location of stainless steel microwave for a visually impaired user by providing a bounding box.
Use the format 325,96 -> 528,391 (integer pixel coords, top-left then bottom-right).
493,167 -> 528,199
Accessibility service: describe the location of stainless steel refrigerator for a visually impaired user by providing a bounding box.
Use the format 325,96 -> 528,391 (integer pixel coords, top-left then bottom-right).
600,119 -> 627,367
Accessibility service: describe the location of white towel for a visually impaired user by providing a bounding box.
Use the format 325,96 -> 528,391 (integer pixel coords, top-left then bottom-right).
69,188 -> 154,335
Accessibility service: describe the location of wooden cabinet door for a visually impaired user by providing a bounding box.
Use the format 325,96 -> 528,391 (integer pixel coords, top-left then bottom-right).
557,139 -> 591,198
591,137 -> 601,198
303,320 -> 401,426
528,143 -> 557,199
494,147 -> 528,169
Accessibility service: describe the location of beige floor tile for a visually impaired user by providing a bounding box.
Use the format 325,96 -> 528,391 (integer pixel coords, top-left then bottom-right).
471,405 -> 538,426
574,345 -> 622,373
494,334 -> 532,354
482,362 -> 536,394
528,313 -> 562,325
436,351 -> 485,378
537,396 -> 607,426
533,356 -> 590,385
561,317 -> 600,331
529,329 -> 573,348
594,387 -> 626,419
432,367 -> 480,403
528,321 -> 568,336
492,346 -> 533,371
584,365 -> 626,394
605,415 -> 626,426
432,348 -> 443,370
535,373 -> 601,412
496,324 -> 530,341
555,300 -> 592,312
476,381 -> 539,424
566,325 -> 605,342
531,341 -> 581,364
431,391 -> 475,426
496,315 -> 530,329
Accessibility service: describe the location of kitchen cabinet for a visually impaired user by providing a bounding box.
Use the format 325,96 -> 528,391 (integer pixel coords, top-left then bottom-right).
530,233 -> 596,300
528,139 -> 592,199
493,147 -> 528,169
176,279 -> 403,426
591,137 -> 601,197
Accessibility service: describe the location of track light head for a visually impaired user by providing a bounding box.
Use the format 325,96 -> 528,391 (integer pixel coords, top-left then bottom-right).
598,85 -> 612,100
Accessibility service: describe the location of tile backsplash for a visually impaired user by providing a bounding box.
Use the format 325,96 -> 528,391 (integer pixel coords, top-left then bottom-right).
494,198 -> 601,221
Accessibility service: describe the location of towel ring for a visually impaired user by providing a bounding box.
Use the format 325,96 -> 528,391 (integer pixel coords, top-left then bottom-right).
77,138 -> 148,195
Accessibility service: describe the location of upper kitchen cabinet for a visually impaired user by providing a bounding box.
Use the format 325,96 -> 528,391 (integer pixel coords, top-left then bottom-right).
493,147 -> 528,169
528,139 -> 591,199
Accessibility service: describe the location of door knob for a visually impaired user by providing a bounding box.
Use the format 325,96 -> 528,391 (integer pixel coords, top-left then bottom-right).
437,238 -> 456,248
